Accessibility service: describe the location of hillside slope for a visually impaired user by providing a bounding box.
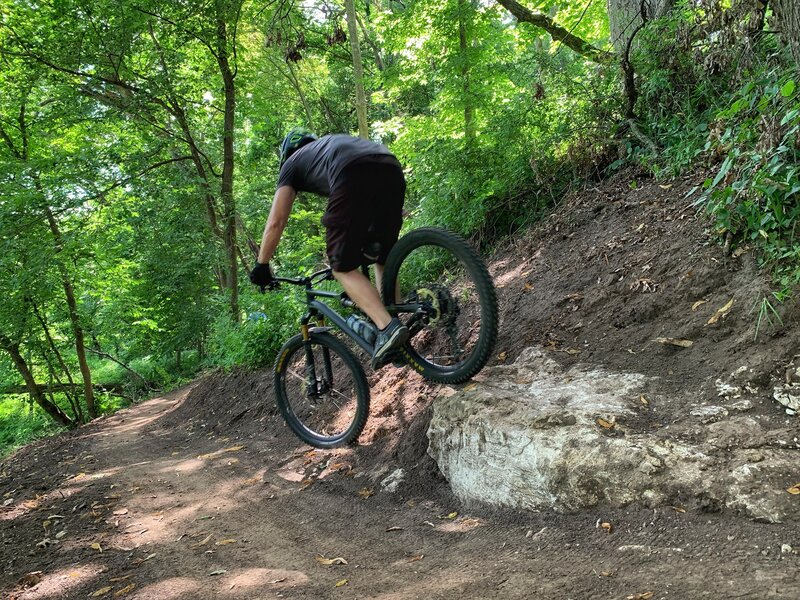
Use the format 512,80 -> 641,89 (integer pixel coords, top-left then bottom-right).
2,171 -> 799,599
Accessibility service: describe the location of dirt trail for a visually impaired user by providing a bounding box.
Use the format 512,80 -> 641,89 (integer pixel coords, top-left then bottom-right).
1,377 -> 798,599
3,171 -> 800,599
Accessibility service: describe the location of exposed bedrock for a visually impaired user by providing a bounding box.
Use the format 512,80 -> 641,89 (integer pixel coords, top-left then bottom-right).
427,348 -> 799,522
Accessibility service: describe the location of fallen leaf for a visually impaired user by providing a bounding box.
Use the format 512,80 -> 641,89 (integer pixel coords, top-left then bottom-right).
358,488 -> 374,499
334,579 -> 348,588
196,515 -> 214,521
55,530 -> 67,539
197,445 -> 244,460
691,300 -> 707,311
407,554 -> 424,563
600,571 -> 613,577
315,555 -> 348,566
659,183 -> 673,189
215,539 -> 237,546
732,246 -> 747,258
563,348 -> 581,355
209,569 -> 227,576
191,534 -> 213,549
109,576 -> 131,583
787,483 -> 800,495
600,522 -> 613,533
654,337 -> 693,348
671,506 -> 687,513
113,509 -> 128,516
91,586 -> 113,597
269,577 -> 287,584
627,593 -> 654,600
443,511 -> 458,519
639,395 -> 649,406
114,584 -> 136,597
385,526 -> 403,532
91,542 -> 103,552
524,282 -> 534,290
497,351 -> 507,362
463,383 -> 477,392
706,298 -> 734,325
596,418 -> 615,430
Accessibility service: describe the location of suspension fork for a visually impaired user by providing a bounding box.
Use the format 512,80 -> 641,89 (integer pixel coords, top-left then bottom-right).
301,315 -> 334,398
317,316 -> 334,390
300,317 -> 318,397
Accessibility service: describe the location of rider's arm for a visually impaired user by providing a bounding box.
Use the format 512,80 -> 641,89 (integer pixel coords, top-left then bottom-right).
258,185 -> 297,264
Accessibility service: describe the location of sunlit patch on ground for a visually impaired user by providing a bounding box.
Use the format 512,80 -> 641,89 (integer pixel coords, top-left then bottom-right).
221,568 -> 309,595
11,563 -> 103,600
163,457 -> 206,475
116,576 -> 202,600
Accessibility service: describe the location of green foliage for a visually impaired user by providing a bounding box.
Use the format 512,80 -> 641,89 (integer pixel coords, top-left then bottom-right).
0,397 -> 63,457
207,291 -> 302,370
701,71 -> 800,290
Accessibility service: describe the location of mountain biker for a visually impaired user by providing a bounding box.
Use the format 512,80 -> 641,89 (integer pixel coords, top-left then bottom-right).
249,129 -> 409,369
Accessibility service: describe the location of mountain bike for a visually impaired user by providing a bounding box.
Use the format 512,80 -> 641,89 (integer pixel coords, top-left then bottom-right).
269,227 -> 498,449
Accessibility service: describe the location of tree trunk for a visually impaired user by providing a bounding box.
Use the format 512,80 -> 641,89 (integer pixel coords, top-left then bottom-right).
773,0 -> 800,66
458,0 -> 475,148
0,335 -> 74,427
44,206 -> 97,419
216,10 -> 240,322
607,0 -> 674,54
31,301 -> 84,422
286,61 -> 317,129
345,0 -> 369,138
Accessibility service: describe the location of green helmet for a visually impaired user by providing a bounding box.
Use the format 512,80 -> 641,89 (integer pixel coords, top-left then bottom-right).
280,128 -> 317,166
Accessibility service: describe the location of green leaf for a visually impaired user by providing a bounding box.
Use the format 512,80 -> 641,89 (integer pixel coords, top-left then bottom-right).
780,80 -> 796,98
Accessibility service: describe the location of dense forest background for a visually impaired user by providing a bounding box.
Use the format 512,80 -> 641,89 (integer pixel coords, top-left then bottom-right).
0,0 -> 798,449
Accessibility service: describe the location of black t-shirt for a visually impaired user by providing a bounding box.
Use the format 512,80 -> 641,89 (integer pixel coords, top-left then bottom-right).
276,134 -> 394,196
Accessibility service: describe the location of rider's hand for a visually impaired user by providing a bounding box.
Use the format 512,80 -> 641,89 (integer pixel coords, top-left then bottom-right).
249,262 -> 275,291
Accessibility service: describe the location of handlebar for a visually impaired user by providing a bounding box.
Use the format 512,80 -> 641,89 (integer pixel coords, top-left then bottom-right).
269,266 -> 334,289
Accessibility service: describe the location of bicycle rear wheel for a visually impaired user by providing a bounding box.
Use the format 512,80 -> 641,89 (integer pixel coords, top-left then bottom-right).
274,332 -> 370,449
382,227 -> 498,384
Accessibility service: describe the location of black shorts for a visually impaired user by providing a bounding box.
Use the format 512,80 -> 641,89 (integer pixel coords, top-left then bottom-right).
323,156 -> 405,272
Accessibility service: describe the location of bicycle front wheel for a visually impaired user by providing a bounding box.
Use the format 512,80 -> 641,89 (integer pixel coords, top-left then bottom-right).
382,227 -> 498,384
274,332 -> 370,449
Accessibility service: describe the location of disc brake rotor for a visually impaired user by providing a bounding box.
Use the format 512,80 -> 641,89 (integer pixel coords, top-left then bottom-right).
415,284 -> 458,327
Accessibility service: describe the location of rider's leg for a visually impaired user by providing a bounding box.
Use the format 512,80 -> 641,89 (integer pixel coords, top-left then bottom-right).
373,263 -> 384,293
373,263 -> 401,305
333,268 -> 392,330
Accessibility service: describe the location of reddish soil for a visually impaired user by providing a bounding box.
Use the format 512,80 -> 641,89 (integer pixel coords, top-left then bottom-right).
2,171 -> 799,599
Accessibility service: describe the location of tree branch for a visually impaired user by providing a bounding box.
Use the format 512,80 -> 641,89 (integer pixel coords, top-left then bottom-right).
495,0 -> 613,63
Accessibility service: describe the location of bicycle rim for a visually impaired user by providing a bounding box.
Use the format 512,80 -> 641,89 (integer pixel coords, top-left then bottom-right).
274,333 -> 369,448
383,228 -> 497,383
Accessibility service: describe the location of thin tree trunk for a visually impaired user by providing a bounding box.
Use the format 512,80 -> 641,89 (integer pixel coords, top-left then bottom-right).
0,335 -> 74,427
345,0 -> 369,138
458,0 -> 475,148
44,206 -> 97,419
356,11 -> 385,71
287,61 -> 316,129
31,301 -> 84,422
216,10 -> 240,322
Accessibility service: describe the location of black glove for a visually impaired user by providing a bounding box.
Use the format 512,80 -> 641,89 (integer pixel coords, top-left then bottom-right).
249,262 -> 275,291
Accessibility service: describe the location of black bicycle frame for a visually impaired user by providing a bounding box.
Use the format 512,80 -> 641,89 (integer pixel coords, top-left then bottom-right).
304,288 -> 374,355
276,269 -> 426,356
